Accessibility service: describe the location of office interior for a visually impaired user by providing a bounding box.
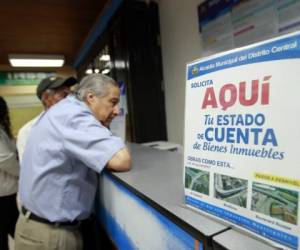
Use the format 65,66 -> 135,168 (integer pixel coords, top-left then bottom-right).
1,0 -> 299,249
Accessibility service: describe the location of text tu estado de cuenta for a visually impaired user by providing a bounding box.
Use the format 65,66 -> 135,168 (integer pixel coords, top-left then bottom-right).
191,75 -> 285,160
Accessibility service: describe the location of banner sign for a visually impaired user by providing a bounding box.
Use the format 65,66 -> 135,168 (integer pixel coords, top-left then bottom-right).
198,0 -> 300,57
198,0 -> 238,28
184,31 -> 300,249
0,72 -> 55,86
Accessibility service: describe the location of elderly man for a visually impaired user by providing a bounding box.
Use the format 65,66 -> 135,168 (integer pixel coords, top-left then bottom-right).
17,76 -> 77,161
15,74 -> 131,250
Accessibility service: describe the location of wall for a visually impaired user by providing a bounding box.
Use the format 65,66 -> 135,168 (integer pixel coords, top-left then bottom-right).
159,0 -> 204,144
0,66 -> 77,135
4,95 -> 43,136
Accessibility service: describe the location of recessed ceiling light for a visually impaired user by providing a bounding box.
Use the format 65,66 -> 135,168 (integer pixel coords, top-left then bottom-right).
8,54 -> 65,67
101,68 -> 110,74
99,54 -> 110,61
85,68 -> 93,74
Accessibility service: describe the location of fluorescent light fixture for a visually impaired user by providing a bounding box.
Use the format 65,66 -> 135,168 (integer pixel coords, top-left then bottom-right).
94,68 -> 100,73
99,54 -> 110,61
9,54 -> 65,67
115,60 -> 126,69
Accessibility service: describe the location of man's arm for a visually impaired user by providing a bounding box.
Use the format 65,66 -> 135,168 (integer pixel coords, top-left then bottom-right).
106,147 -> 131,172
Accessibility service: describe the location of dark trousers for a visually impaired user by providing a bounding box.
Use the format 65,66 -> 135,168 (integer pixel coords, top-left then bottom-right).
80,214 -> 116,250
0,193 -> 19,250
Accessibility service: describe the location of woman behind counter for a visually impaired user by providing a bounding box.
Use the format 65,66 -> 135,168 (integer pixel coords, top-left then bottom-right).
0,96 -> 19,250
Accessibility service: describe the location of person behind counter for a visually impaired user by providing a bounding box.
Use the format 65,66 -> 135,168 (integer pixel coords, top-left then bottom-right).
17,76 -> 77,162
0,96 -> 19,250
15,74 -> 131,250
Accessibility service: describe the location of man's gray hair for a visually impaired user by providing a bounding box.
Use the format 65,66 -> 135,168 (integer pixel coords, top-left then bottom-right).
75,74 -> 118,101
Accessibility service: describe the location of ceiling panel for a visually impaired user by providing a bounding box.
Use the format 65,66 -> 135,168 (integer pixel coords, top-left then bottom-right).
0,0 -> 109,68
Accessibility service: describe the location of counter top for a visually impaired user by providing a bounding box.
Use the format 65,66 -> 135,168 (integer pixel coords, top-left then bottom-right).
107,143 -> 228,246
212,229 -> 279,250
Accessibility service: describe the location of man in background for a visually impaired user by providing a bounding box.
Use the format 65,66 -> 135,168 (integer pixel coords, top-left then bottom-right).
17,76 -> 77,161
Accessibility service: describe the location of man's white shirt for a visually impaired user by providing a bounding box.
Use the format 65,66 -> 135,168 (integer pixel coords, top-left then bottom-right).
17,113 -> 43,163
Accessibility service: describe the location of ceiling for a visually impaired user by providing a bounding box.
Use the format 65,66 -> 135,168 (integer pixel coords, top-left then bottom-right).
0,0 -> 110,70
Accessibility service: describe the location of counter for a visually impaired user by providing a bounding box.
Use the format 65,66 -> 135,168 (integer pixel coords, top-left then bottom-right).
96,143 -> 280,250
213,229 -> 279,250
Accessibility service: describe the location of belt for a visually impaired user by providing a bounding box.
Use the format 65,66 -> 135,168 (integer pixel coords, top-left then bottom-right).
21,206 -> 81,227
